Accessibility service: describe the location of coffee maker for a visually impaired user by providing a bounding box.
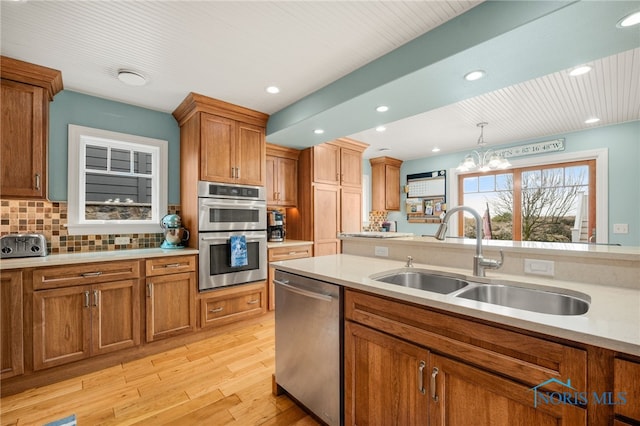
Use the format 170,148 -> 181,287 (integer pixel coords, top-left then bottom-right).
267,210 -> 284,242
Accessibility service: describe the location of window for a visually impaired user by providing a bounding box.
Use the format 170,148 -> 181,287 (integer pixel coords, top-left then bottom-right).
67,125 -> 168,235
458,160 -> 595,242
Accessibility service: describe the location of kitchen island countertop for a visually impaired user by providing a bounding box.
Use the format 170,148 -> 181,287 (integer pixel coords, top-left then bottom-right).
272,253 -> 640,356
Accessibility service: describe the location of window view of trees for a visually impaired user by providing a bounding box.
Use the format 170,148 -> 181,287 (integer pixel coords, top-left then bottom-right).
460,161 -> 594,243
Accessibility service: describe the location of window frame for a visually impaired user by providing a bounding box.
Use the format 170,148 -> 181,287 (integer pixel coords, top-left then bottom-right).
67,124 -> 168,236
448,148 -> 608,243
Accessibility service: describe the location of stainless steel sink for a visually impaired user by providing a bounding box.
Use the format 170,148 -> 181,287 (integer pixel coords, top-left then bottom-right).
371,269 -> 469,294
455,284 -> 590,315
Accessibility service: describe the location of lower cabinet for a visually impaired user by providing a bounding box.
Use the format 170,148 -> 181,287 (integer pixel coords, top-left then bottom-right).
614,358 -> 640,424
267,243 -> 312,310
1,270 -> 23,379
200,281 -> 266,328
344,289 -> 587,425
145,256 -> 197,342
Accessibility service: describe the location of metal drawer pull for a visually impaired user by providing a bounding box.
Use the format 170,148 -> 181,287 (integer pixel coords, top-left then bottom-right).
247,299 -> 259,305
164,263 -> 181,268
418,361 -> 426,394
93,290 -> 99,306
84,291 -> 90,308
209,307 -> 224,313
82,271 -> 102,277
147,283 -> 153,297
431,367 -> 439,402
35,173 -> 41,191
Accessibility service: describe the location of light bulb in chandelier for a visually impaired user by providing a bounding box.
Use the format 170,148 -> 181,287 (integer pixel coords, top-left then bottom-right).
456,122 -> 511,172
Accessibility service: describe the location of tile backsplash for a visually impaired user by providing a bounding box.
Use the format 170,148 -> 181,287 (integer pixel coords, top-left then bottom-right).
0,199 -> 180,254
363,210 -> 388,232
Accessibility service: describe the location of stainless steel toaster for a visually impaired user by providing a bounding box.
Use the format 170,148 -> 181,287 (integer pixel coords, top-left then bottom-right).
0,234 -> 48,259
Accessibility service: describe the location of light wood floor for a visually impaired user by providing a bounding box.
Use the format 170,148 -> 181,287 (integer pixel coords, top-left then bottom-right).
1,313 -> 320,426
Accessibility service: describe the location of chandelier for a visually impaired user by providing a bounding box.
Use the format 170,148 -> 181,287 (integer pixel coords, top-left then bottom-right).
456,122 -> 511,172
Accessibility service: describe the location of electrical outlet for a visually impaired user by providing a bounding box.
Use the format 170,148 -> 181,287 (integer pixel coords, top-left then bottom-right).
115,237 -> 130,245
613,224 -> 629,234
374,246 -> 389,257
524,259 -> 554,277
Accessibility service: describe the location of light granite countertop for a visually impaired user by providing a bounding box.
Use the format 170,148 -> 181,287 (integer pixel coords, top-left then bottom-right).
0,248 -> 199,270
272,253 -> 640,356
267,239 -> 313,249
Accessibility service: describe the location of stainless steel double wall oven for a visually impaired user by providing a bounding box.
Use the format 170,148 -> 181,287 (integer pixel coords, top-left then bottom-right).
198,181 -> 267,291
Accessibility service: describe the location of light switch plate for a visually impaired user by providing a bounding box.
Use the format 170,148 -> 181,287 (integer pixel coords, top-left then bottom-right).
524,258 -> 555,277
115,237 -> 130,245
374,246 -> 389,257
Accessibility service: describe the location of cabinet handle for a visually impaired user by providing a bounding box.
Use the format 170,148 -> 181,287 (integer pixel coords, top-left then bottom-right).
418,361 -> 426,394
163,263 -> 181,268
35,173 -> 41,191
236,167 -> 240,179
209,307 -> 224,313
247,299 -> 259,305
147,283 -> 153,297
93,290 -> 99,306
82,271 -> 102,278
431,367 -> 439,402
84,291 -> 90,308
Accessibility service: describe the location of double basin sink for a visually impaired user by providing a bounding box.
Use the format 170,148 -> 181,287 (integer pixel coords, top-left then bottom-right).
370,268 -> 590,316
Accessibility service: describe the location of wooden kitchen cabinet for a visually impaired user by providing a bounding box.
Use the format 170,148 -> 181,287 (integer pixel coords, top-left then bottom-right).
1,271 -> 23,379
145,255 -> 197,342
267,243 -> 312,310
370,156 -> 403,211
345,289 -> 587,425
1,56 -> 62,199
614,358 -> 640,423
266,143 -> 299,207
313,140 -> 363,187
200,281 -> 266,328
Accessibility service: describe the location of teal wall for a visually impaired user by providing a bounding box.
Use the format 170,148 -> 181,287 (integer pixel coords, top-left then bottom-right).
368,121 -> 640,246
48,90 -> 181,203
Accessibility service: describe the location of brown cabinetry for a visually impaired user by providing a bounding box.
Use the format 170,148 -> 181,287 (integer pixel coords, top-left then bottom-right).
1,56 -> 63,199
289,138 -> 367,256
267,243 -> 312,310
145,255 -> 197,342
614,358 -> 640,424
200,281 -> 266,328
266,143 -> 299,207
1,270 -> 23,379
370,156 -> 403,211
345,289 -> 587,425
32,261 -> 141,370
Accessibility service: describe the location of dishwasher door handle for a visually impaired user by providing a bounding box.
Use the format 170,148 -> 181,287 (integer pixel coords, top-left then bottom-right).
274,279 -> 334,302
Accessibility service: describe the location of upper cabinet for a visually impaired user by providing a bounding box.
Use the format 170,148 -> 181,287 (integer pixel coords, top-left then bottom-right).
266,143 -> 299,207
0,56 -> 63,199
370,156 -> 403,211
313,139 -> 365,187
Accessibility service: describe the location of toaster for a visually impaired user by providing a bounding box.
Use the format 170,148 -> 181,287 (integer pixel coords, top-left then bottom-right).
0,234 -> 48,259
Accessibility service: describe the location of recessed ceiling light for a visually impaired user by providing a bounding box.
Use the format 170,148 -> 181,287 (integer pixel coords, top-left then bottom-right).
117,69 -> 147,86
464,70 -> 486,81
617,10 -> 640,27
432,147 -> 441,153
375,126 -> 386,132
584,117 -> 600,124
313,129 -> 324,134
265,86 -> 280,94
569,65 -> 592,77
376,105 -> 389,112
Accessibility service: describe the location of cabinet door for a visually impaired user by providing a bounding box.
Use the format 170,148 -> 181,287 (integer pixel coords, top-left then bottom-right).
340,147 -> 363,188
92,280 -> 140,355
200,114 -> 236,183
266,155 -> 278,205
384,164 -> 401,210
1,80 -> 47,198
277,156 -> 298,206
614,358 -> 640,422
146,272 -> 196,342
1,271 -> 23,378
429,353 -> 585,426
341,186 -> 362,233
33,286 -> 92,370
236,122 -> 265,186
313,183 -> 341,256
345,321 -> 430,426
313,143 -> 341,185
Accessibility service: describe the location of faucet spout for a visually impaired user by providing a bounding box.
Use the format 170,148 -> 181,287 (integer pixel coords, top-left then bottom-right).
434,205 -> 503,277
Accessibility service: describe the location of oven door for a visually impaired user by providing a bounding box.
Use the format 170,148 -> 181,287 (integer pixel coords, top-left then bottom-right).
198,230 -> 267,291
198,198 -> 267,232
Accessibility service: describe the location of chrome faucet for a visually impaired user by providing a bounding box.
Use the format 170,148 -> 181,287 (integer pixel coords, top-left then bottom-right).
434,205 -> 504,277
405,256 -> 413,267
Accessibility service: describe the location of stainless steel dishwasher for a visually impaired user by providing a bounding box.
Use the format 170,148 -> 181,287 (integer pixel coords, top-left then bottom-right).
274,270 -> 342,426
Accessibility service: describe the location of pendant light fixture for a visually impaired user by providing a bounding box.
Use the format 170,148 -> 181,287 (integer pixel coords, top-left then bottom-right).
456,122 -> 511,172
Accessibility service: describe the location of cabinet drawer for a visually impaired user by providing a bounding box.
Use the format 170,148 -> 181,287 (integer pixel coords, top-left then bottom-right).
268,245 -> 312,261
345,289 -> 587,392
614,358 -> 640,421
200,282 -> 266,328
145,255 -> 196,276
33,260 -> 140,290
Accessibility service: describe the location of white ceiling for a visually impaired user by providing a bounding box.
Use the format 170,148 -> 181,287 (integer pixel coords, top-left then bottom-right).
1,1 -> 639,161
